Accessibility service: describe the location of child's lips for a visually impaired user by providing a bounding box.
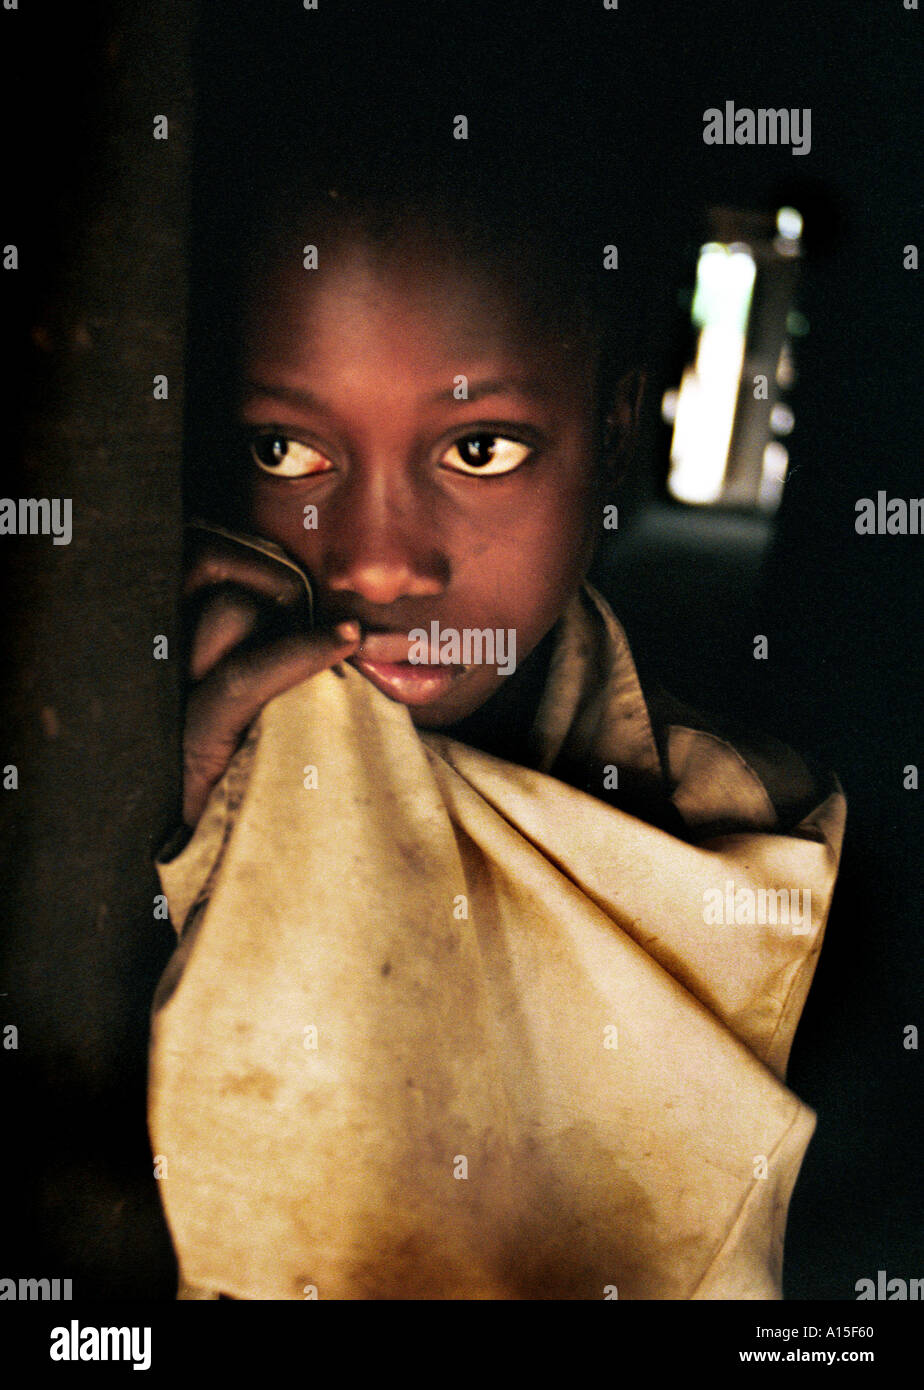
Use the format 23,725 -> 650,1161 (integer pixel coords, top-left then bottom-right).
349,655 -> 464,706
348,630 -> 467,706
354,631 -> 418,663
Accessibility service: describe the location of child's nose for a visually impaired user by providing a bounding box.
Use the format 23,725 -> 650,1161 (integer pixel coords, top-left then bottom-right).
322,482 -> 449,606
326,558 -> 445,606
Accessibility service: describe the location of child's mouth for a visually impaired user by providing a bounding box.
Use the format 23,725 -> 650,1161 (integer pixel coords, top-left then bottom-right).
350,655 -> 464,706
348,630 -> 469,707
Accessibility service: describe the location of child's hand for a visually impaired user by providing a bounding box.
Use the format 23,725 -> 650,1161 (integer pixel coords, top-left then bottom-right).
181,525 -> 359,827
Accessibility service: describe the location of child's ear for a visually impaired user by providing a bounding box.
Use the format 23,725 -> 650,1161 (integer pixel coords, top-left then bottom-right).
601,369 -> 646,488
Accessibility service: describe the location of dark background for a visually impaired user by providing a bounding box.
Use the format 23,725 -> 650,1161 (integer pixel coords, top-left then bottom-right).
0,0 -> 920,1300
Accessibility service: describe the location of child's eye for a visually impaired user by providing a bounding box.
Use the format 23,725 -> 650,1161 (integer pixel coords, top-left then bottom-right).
439,433 -> 532,477
250,432 -> 332,478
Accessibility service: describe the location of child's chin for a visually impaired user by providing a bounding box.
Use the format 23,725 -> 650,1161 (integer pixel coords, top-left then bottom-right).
406,672 -> 503,729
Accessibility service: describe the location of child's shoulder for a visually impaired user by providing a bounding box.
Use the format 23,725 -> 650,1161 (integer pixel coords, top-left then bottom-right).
548,584 -> 842,845
644,677 -> 839,840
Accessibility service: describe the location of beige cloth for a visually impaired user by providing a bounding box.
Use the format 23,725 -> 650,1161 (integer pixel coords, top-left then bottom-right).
149,585 -> 845,1299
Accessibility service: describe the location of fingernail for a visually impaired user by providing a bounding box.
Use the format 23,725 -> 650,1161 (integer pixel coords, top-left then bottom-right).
335,620 -> 360,643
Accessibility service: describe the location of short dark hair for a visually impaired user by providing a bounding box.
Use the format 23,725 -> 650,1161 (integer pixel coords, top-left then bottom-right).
252,140 -> 650,368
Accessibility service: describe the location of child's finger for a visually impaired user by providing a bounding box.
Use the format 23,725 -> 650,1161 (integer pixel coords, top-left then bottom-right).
184,535 -> 308,608
187,588 -> 264,682
182,625 -> 360,827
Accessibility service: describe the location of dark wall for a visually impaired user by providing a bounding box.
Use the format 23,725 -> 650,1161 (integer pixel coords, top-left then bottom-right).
0,0 -> 189,1295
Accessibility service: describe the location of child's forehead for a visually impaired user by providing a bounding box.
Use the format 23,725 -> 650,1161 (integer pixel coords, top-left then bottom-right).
242,220 -> 594,381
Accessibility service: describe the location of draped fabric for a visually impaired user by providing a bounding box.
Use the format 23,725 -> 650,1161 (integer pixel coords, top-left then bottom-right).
148,585 -> 845,1299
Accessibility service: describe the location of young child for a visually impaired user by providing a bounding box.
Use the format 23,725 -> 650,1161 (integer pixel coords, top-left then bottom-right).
149,150 -> 846,1300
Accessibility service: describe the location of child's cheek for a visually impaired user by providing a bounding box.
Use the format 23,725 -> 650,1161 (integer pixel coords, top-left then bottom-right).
530,462 -> 600,585
248,487 -> 325,564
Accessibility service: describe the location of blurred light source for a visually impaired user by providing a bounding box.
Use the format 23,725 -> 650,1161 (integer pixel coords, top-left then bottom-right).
776,342 -> 796,389
759,440 -> 789,509
770,403 -> 795,436
661,389 -> 679,424
668,243 -> 756,504
776,206 -> 803,241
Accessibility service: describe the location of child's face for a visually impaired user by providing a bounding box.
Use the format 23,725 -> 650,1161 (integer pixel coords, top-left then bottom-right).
238,223 -> 605,728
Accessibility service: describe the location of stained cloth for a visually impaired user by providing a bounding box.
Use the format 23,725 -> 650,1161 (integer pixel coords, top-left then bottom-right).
149,584 -> 845,1299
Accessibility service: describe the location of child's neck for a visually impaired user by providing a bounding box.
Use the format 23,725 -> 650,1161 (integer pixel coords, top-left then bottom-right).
438,626 -> 557,766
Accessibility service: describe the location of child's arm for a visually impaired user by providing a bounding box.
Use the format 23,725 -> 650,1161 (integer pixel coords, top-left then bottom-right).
182,525 -> 359,826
